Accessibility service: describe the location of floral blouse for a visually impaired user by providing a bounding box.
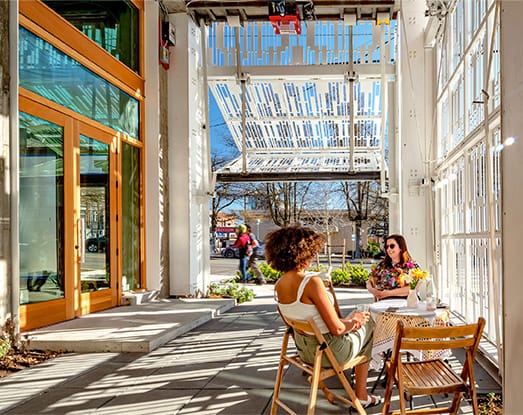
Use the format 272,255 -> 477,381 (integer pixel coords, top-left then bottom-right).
370,260 -> 420,290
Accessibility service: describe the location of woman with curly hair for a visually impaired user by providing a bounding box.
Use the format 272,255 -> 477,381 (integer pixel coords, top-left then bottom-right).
264,224 -> 381,409
367,234 -> 420,301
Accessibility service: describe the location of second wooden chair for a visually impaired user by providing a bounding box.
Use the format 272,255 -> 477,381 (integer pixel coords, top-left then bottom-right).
382,317 -> 486,415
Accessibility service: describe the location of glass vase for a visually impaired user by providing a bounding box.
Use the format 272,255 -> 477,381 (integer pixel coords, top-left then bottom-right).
406,289 -> 419,308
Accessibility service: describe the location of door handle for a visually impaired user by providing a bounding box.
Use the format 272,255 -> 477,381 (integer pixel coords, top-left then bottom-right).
77,218 -> 85,263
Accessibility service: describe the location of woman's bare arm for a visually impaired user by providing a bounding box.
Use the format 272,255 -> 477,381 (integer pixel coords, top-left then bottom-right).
303,276 -> 369,335
374,285 -> 410,300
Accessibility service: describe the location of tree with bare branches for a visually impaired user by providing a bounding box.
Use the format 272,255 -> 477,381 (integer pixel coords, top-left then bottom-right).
337,181 -> 388,258
263,182 -> 312,226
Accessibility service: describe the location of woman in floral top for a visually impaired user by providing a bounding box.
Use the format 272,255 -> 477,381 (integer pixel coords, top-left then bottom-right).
367,234 -> 420,301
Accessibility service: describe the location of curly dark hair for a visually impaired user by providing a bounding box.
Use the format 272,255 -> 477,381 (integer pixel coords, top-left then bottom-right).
263,225 -> 325,273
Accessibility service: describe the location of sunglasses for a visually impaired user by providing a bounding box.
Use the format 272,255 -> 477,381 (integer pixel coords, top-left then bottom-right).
386,243 -> 397,250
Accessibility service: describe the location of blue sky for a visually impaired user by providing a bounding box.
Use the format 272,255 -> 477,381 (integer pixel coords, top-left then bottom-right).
209,92 -> 237,160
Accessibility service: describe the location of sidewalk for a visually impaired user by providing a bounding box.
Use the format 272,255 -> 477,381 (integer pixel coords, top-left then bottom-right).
0,284 -> 500,414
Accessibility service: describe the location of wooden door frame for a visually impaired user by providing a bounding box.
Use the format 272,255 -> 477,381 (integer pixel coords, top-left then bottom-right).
18,0 -> 146,330
19,93 -> 121,330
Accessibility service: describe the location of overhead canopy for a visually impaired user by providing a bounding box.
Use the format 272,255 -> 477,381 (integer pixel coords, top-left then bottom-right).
163,1 -> 399,183
208,74 -> 390,182
168,1 -> 399,25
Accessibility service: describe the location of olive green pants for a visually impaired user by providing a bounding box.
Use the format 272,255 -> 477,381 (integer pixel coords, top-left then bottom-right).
293,317 -> 375,368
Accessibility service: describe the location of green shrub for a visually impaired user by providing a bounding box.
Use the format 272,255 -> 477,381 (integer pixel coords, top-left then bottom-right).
366,239 -> 381,258
347,263 -> 369,285
0,336 -> 10,359
330,269 -> 350,285
307,263 -> 330,274
209,282 -> 254,303
258,262 -> 283,283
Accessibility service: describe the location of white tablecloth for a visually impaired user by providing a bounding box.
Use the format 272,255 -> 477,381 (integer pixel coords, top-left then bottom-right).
370,298 -> 439,319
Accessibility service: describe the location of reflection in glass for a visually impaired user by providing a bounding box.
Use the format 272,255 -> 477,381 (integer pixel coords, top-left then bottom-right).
80,136 -> 110,293
19,27 -> 139,139
19,113 -> 65,304
42,0 -> 139,72
122,142 -> 140,291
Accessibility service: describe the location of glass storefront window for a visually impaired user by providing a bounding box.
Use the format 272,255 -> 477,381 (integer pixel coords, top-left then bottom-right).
121,142 -> 141,291
42,0 -> 139,72
19,27 -> 139,139
19,112 -> 65,305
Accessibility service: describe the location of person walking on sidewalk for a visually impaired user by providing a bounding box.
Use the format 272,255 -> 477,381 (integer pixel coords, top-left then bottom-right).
246,223 -> 266,285
233,224 -> 251,283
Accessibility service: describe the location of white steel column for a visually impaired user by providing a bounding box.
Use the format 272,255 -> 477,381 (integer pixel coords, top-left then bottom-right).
143,1 -> 161,293
396,2 -> 431,267
500,0 -> 523,410
168,14 -> 210,295
423,24 -> 437,275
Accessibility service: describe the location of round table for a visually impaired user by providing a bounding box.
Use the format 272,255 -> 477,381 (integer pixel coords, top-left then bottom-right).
369,299 -> 450,371
370,298 -> 438,320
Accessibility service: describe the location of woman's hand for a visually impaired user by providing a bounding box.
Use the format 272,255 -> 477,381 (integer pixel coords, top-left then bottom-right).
342,311 -> 370,332
374,289 -> 388,300
367,281 -> 386,300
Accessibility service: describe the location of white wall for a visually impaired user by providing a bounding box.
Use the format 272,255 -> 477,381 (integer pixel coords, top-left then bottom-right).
0,0 -> 14,326
143,1 -> 161,293
500,1 -> 523,410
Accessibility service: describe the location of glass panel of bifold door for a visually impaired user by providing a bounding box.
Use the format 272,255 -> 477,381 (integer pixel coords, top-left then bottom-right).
19,112 -> 65,304
80,135 -> 110,293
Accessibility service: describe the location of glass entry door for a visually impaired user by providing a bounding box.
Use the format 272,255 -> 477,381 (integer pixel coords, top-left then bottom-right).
80,136 -> 110,294
77,127 -> 118,315
19,97 -> 119,330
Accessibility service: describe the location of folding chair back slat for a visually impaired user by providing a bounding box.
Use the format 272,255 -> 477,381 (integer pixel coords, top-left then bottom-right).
401,323 -> 479,338
401,337 -> 476,351
322,278 -> 342,318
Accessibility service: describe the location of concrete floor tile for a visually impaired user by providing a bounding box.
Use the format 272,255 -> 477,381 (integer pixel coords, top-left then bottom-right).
0,285 -> 500,415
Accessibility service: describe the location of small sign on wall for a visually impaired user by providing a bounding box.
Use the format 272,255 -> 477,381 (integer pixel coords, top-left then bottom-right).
159,19 -> 175,69
159,42 -> 169,69
162,21 -> 176,46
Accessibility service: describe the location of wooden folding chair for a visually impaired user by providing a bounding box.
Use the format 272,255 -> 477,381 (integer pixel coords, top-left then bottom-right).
321,277 -> 342,318
370,312 -> 432,394
271,307 -> 368,415
382,317 -> 486,415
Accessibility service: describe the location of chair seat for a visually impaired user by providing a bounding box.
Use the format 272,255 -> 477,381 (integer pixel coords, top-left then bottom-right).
284,352 -> 368,382
401,358 -> 466,395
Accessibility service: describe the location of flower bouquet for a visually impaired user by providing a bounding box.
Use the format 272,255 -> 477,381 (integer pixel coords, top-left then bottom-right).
404,268 -> 429,308
404,268 -> 429,290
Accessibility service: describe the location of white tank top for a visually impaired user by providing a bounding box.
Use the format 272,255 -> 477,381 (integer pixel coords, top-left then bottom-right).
276,273 -> 334,334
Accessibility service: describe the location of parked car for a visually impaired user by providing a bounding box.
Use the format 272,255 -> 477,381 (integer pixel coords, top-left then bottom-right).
221,245 -> 238,258
221,242 -> 265,259
86,235 -> 106,253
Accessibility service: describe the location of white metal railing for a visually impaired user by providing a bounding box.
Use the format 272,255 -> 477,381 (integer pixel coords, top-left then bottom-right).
434,1 -> 501,367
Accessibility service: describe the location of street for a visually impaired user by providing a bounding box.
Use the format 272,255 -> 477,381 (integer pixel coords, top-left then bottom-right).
210,255 -> 378,278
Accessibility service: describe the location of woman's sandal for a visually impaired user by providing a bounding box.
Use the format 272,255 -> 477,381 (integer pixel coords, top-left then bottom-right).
359,394 -> 382,409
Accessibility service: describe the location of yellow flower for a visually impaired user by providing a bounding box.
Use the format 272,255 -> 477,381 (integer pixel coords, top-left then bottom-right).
406,269 -> 429,289
411,268 -> 428,280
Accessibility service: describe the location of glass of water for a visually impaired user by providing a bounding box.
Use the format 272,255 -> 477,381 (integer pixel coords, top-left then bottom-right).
357,304 -> 370,313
